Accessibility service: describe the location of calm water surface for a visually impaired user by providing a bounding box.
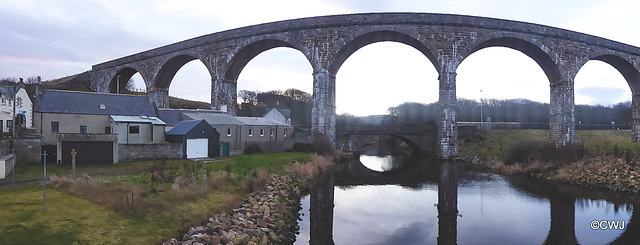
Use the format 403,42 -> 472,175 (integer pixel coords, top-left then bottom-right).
294,155 -> 636,245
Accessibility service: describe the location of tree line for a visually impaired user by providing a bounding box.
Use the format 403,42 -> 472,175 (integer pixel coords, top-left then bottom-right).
379,99 -> 632,127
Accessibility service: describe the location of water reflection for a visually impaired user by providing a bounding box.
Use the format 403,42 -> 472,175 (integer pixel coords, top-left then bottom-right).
296,156 -> 639,244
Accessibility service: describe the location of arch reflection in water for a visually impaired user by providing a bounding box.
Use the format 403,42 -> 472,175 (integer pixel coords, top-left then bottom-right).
295,157 -> 638,244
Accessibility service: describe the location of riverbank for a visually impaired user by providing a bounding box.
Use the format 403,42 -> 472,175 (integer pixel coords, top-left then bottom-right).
164,175 -> 305,245
458,129 -> 640,194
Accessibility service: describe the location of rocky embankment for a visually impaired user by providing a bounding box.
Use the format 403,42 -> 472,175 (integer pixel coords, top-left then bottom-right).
164,175 -> 304,245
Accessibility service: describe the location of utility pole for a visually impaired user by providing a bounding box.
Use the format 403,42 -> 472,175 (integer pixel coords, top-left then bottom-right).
480,90 -> 483,123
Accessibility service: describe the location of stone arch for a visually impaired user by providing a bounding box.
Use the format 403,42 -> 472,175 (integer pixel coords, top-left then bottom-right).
109,67 -> 141,93
154,54 -> 208,90
458,34 -> 562,83
587,53 -> 640,93
223,37 -> 311,82
328,29 -> 440,76
346,133 -> 422,154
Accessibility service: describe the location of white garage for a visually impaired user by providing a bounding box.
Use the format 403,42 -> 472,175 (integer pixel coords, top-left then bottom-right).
186,138 -> 208,159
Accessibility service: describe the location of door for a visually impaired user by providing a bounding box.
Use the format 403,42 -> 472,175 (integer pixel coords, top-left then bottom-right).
222,142 -> 230,157
186,138 -> 208,158
62,141 -> 113,164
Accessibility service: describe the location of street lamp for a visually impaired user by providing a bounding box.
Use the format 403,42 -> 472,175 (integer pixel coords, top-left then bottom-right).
480,90 -> 483,123
116,75 -> 121,94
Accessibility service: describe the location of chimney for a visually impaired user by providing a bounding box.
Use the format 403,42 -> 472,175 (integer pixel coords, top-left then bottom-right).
37,76 -> 41,84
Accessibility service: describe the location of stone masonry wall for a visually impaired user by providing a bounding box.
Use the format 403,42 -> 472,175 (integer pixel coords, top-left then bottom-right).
118,143 -> 183,162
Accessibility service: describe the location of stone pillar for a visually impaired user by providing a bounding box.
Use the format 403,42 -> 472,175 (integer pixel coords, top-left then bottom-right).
437,161 -> 458,245
632,94 -> 640,142
312,69 -> 336,147
549,80 -> 575,146
147,88 -> 169,108
438,71 -> 458,159
309,172 -> 335,245
212,78 -> 237,115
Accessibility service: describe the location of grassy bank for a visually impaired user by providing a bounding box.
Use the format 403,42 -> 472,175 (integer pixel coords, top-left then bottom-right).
459,129 -> 640,193
0,152 -> 311,244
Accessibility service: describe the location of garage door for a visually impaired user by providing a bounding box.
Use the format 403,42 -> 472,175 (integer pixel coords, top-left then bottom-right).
186,138 -> 208,159
62,141 -> 113,165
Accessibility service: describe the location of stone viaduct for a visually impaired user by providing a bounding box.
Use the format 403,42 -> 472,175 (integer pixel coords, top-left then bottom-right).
340,125 -> 437,154
90,13 -> 640,159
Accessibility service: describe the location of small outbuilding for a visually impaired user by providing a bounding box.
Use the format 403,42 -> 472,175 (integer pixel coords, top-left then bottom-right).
165,119 -> 220,159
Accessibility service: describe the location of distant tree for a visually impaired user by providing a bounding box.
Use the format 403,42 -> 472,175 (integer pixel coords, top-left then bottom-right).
282,88 -> 312,103
0,77 -> 18,83
125,78 -> 137,92
24,76 -> 40,84
238,90 -> 258,104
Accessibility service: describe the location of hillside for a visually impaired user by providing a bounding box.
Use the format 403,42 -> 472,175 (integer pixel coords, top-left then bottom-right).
42,72 -> 211,109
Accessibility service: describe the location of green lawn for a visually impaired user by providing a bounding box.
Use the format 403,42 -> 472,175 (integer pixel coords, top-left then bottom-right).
0,185 -> 169,244
459,129 -> 640,159
1,152 -> 312,244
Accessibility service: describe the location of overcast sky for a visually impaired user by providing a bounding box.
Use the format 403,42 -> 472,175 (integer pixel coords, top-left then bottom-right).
1,0 -> 639,116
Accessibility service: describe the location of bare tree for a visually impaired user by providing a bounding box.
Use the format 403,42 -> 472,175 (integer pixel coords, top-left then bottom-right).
282,88 -> 311,103
24,76 -> 39,84
0,77 -> 18,83
238,90 -> 258,104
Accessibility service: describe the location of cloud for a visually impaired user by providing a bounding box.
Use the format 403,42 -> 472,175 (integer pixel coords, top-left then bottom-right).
369,221 -> 434,245
576,86 -> 629,105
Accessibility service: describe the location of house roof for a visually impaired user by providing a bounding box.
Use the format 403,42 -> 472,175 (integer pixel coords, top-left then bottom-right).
0,87 -> 15,99
165,119 -> 213,135
35,90 -> 157,116
158,109 -> 293,127
263,108 -> 291,118
110,115 -> 166,125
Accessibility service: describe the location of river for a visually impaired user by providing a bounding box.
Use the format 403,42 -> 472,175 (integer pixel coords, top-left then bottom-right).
294,154 -> 638,245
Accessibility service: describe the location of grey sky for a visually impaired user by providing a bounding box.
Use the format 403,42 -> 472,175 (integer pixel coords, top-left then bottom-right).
1,0 -> 639,116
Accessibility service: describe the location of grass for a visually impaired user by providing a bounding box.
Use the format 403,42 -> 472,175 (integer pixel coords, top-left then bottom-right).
2,152 -> 312,244
459,129 -> 640,159
0,185 -> 164,244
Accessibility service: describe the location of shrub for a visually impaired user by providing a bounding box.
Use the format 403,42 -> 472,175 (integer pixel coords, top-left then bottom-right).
286,154 -> 335,186
504,140 -> 585,166
243,144 -> 262,154
290,143 -> 314,152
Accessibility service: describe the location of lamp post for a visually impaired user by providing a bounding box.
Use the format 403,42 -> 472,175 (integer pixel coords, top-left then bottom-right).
116,75 -> 121,94
480,90 -> 483,123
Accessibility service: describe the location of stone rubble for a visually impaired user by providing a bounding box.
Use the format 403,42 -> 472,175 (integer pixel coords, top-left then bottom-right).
164,175 -> 304,245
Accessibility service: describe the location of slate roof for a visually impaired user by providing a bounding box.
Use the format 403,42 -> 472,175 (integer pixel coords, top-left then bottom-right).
0,87 -> 15,99
165,120 -> 204,135
110,115 -> 166,125
263,108 -> 291,118
158,109 -> 294,127
35,90 -> 157,116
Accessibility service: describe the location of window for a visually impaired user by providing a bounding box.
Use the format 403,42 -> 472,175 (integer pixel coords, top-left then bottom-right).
51,122 -> 59,132
7,120 -> 13,128
16,98 -> 22,108
104,126 -> 111,134
227,128 -> 232,137
1,96 -> 5,105
260,128 -> 264,137
80,126 -> 87,134
284,129 -> 287,138
129,125 -> 140,134
248,128 -> 253,137
270,129 -> 274,138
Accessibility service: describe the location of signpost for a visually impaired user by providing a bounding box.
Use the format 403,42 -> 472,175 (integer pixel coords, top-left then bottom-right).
71,149 -> 76,178
42,150 -> 47,212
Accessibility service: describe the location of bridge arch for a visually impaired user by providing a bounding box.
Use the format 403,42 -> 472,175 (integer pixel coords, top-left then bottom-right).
109,67 -> 143,93
459,34 -> 562,83
154,54 -> 206,90
587,53 -> 640,93
223,37 -> 312,82
328,29 -> 440,76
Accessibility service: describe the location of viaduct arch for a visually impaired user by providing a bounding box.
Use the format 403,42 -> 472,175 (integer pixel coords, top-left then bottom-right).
90,13 -> 640,159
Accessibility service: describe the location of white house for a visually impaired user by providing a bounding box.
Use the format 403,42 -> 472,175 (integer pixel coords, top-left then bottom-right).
262,108 -> 291,125
0,86 -> 33,134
